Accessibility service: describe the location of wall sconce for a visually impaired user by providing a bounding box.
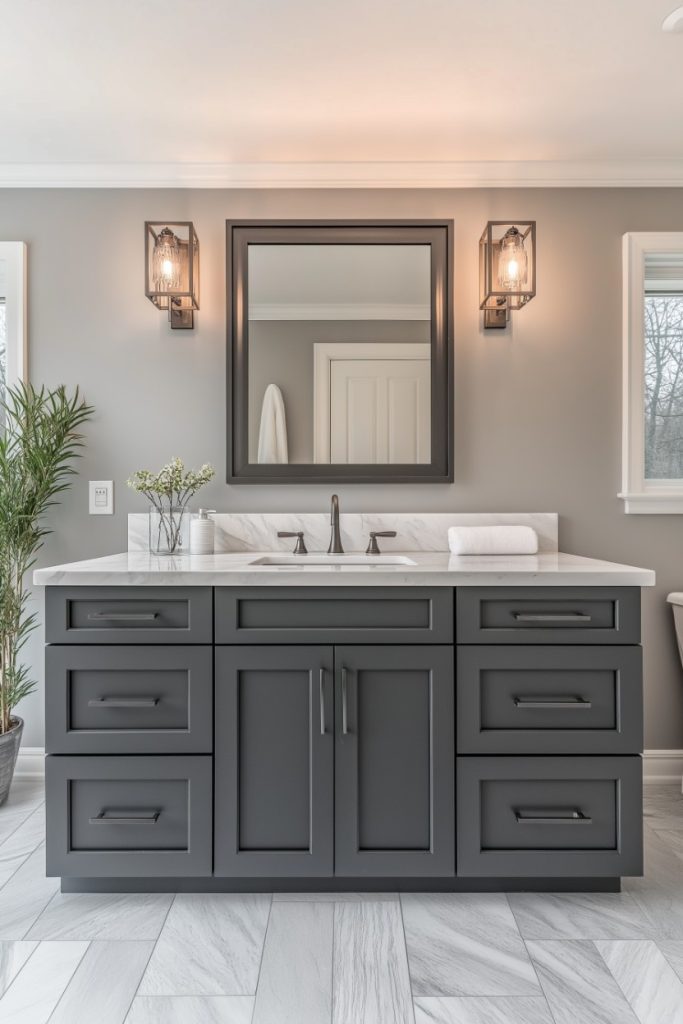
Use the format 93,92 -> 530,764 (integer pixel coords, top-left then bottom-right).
479,221 -> 536,328
145,222 -> 199,329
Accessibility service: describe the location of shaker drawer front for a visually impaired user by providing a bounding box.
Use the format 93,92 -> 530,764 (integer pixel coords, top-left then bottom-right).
46,587 -> 213,644
457,646 -> 642,754
46,755 -> 212,877
456,587 -> 640,645
45,646 -> 213,754
215,587 -> 453,644
457,756 -> 642,878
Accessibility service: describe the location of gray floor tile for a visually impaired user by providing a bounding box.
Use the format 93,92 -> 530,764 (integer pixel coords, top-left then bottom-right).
657,940 -> 683,982
625,829 -> 683,938
27,892 -> 172,941
139,894 -> 271,996
125,996 -> 255,1024
0,940 -> 88,1023
49,940 -> 154,1024
252,900 -> 333,1024
0,806 -> 45,889
596,939 -> 683,1024
508,892 -> 653,939
413,995 -> 553,1023
0,846 -> 59,939
333,899 -> 414,1024
654,830 -> 683,860
526,939 -> 640,1024
0,940 -> 38,998
401,893 -> 539,997
272,891 -> 397,901
0,783 -> 44,845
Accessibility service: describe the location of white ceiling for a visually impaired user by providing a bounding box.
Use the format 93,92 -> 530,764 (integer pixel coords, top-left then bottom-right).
1,0 -> 683,186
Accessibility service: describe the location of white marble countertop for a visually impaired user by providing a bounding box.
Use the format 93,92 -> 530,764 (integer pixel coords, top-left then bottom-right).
33,551 -> 656,587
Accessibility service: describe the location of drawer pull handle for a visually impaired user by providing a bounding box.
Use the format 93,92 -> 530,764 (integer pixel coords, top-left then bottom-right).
512,612 -> 592,623
87,697 -> 160,708
515,808 -> 592,825
341,667 -> 349,735
319,668 -> 326,735
87,612 -> 159,622
89,810 -> 161,825
513,697 -> 592,710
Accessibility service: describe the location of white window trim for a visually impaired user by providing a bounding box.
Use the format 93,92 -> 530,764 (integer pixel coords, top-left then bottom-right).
620,232 -> 683,513
0,242 -> 27,390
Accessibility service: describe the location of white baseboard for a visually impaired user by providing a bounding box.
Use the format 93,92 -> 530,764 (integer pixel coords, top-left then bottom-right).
15,746 -> 45,779
643,749 -> 683,785
13,746 -> 683,785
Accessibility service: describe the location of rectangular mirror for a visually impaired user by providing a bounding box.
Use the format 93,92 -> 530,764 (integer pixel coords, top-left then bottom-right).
227,221 -> 453,483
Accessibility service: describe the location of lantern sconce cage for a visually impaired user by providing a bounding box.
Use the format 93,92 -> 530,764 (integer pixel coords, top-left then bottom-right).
479,220 -> 536,329
145,221 -> 199,330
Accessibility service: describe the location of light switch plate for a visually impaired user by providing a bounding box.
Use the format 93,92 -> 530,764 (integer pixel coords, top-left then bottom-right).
89,480 -> 114,515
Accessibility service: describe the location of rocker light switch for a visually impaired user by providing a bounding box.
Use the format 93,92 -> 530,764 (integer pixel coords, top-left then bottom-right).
89,480 -> 114,515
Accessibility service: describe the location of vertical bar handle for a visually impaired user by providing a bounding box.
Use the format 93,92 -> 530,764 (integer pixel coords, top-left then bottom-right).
341,666 -> 349,735
319,668 -> 326,735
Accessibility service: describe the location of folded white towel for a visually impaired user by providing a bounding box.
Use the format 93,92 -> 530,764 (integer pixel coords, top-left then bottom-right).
448,525 -> 538,555
258,384 -> 289,464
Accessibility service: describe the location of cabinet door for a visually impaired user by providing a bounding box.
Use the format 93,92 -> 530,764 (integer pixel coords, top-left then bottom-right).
334,645 -> 454,877
215,646 -> 334,877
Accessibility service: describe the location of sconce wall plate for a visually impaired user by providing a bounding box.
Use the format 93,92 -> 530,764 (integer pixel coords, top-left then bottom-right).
145,221 -> 199,330
479,220 -> 536,329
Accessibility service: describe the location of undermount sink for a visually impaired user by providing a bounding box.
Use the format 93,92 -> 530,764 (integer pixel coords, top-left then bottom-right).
249,554 -> 417,567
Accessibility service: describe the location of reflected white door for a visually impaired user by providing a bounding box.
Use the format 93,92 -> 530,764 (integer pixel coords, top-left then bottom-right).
314,343 -> 430,464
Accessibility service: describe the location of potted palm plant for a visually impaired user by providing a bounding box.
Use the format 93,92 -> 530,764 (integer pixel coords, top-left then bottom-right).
0,383 -> 93,805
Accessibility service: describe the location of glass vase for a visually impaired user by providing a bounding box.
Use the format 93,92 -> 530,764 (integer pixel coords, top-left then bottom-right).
149,504 -> 190,555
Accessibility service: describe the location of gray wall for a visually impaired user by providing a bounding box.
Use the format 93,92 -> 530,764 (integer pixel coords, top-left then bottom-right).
1,187 -> 682,749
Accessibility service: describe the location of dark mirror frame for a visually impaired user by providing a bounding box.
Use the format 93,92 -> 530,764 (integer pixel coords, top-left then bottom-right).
226,219 -> 454,484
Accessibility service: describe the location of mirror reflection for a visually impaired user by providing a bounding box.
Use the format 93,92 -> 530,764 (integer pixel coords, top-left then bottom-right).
246,244 -> 432,465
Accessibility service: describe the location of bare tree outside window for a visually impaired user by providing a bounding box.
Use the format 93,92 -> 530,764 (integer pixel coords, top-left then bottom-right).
644,293 -> 683,479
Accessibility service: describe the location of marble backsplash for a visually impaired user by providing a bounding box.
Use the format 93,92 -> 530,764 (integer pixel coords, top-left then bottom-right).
128,512 -> 558,553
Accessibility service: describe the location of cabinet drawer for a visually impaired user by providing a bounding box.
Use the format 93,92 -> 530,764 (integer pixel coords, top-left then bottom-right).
215,587 -> 453,644
45,647 -> 213,754
46,587 -> 213,645
457,756 -> 642,878
456,587 -> 640,645
457,646 -> 642,755
46,755 -> 212,877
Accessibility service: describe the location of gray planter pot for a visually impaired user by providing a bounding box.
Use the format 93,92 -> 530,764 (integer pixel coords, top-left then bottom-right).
0,718 -> 23,807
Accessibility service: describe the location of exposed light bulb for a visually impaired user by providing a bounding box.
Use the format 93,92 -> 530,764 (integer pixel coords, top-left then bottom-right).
152,227 -> 182,293
497,227 -> 528,291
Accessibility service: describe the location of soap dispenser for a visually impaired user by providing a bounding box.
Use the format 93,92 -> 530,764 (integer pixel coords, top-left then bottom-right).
190,509 -> 216,555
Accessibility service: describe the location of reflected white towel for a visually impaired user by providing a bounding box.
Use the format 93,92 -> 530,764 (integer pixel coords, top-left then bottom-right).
257,384 -> 289,464
448,525 -> 538,555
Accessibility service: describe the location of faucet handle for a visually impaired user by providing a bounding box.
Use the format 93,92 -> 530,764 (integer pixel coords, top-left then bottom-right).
366,531 -> 397,555
277,531 -> 308,555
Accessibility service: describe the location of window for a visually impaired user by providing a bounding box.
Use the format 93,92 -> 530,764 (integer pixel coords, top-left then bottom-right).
621,233 -> 683,513
0,243 -> 27,434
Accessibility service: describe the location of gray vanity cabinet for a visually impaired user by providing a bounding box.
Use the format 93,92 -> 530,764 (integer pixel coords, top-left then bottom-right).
43,583 -> 644,891
334,645 -> 455,876
214,643 -> 455,878
214,646 -> 334,877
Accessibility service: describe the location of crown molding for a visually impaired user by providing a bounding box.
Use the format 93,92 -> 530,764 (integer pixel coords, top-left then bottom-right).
1,160 -> 683,189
